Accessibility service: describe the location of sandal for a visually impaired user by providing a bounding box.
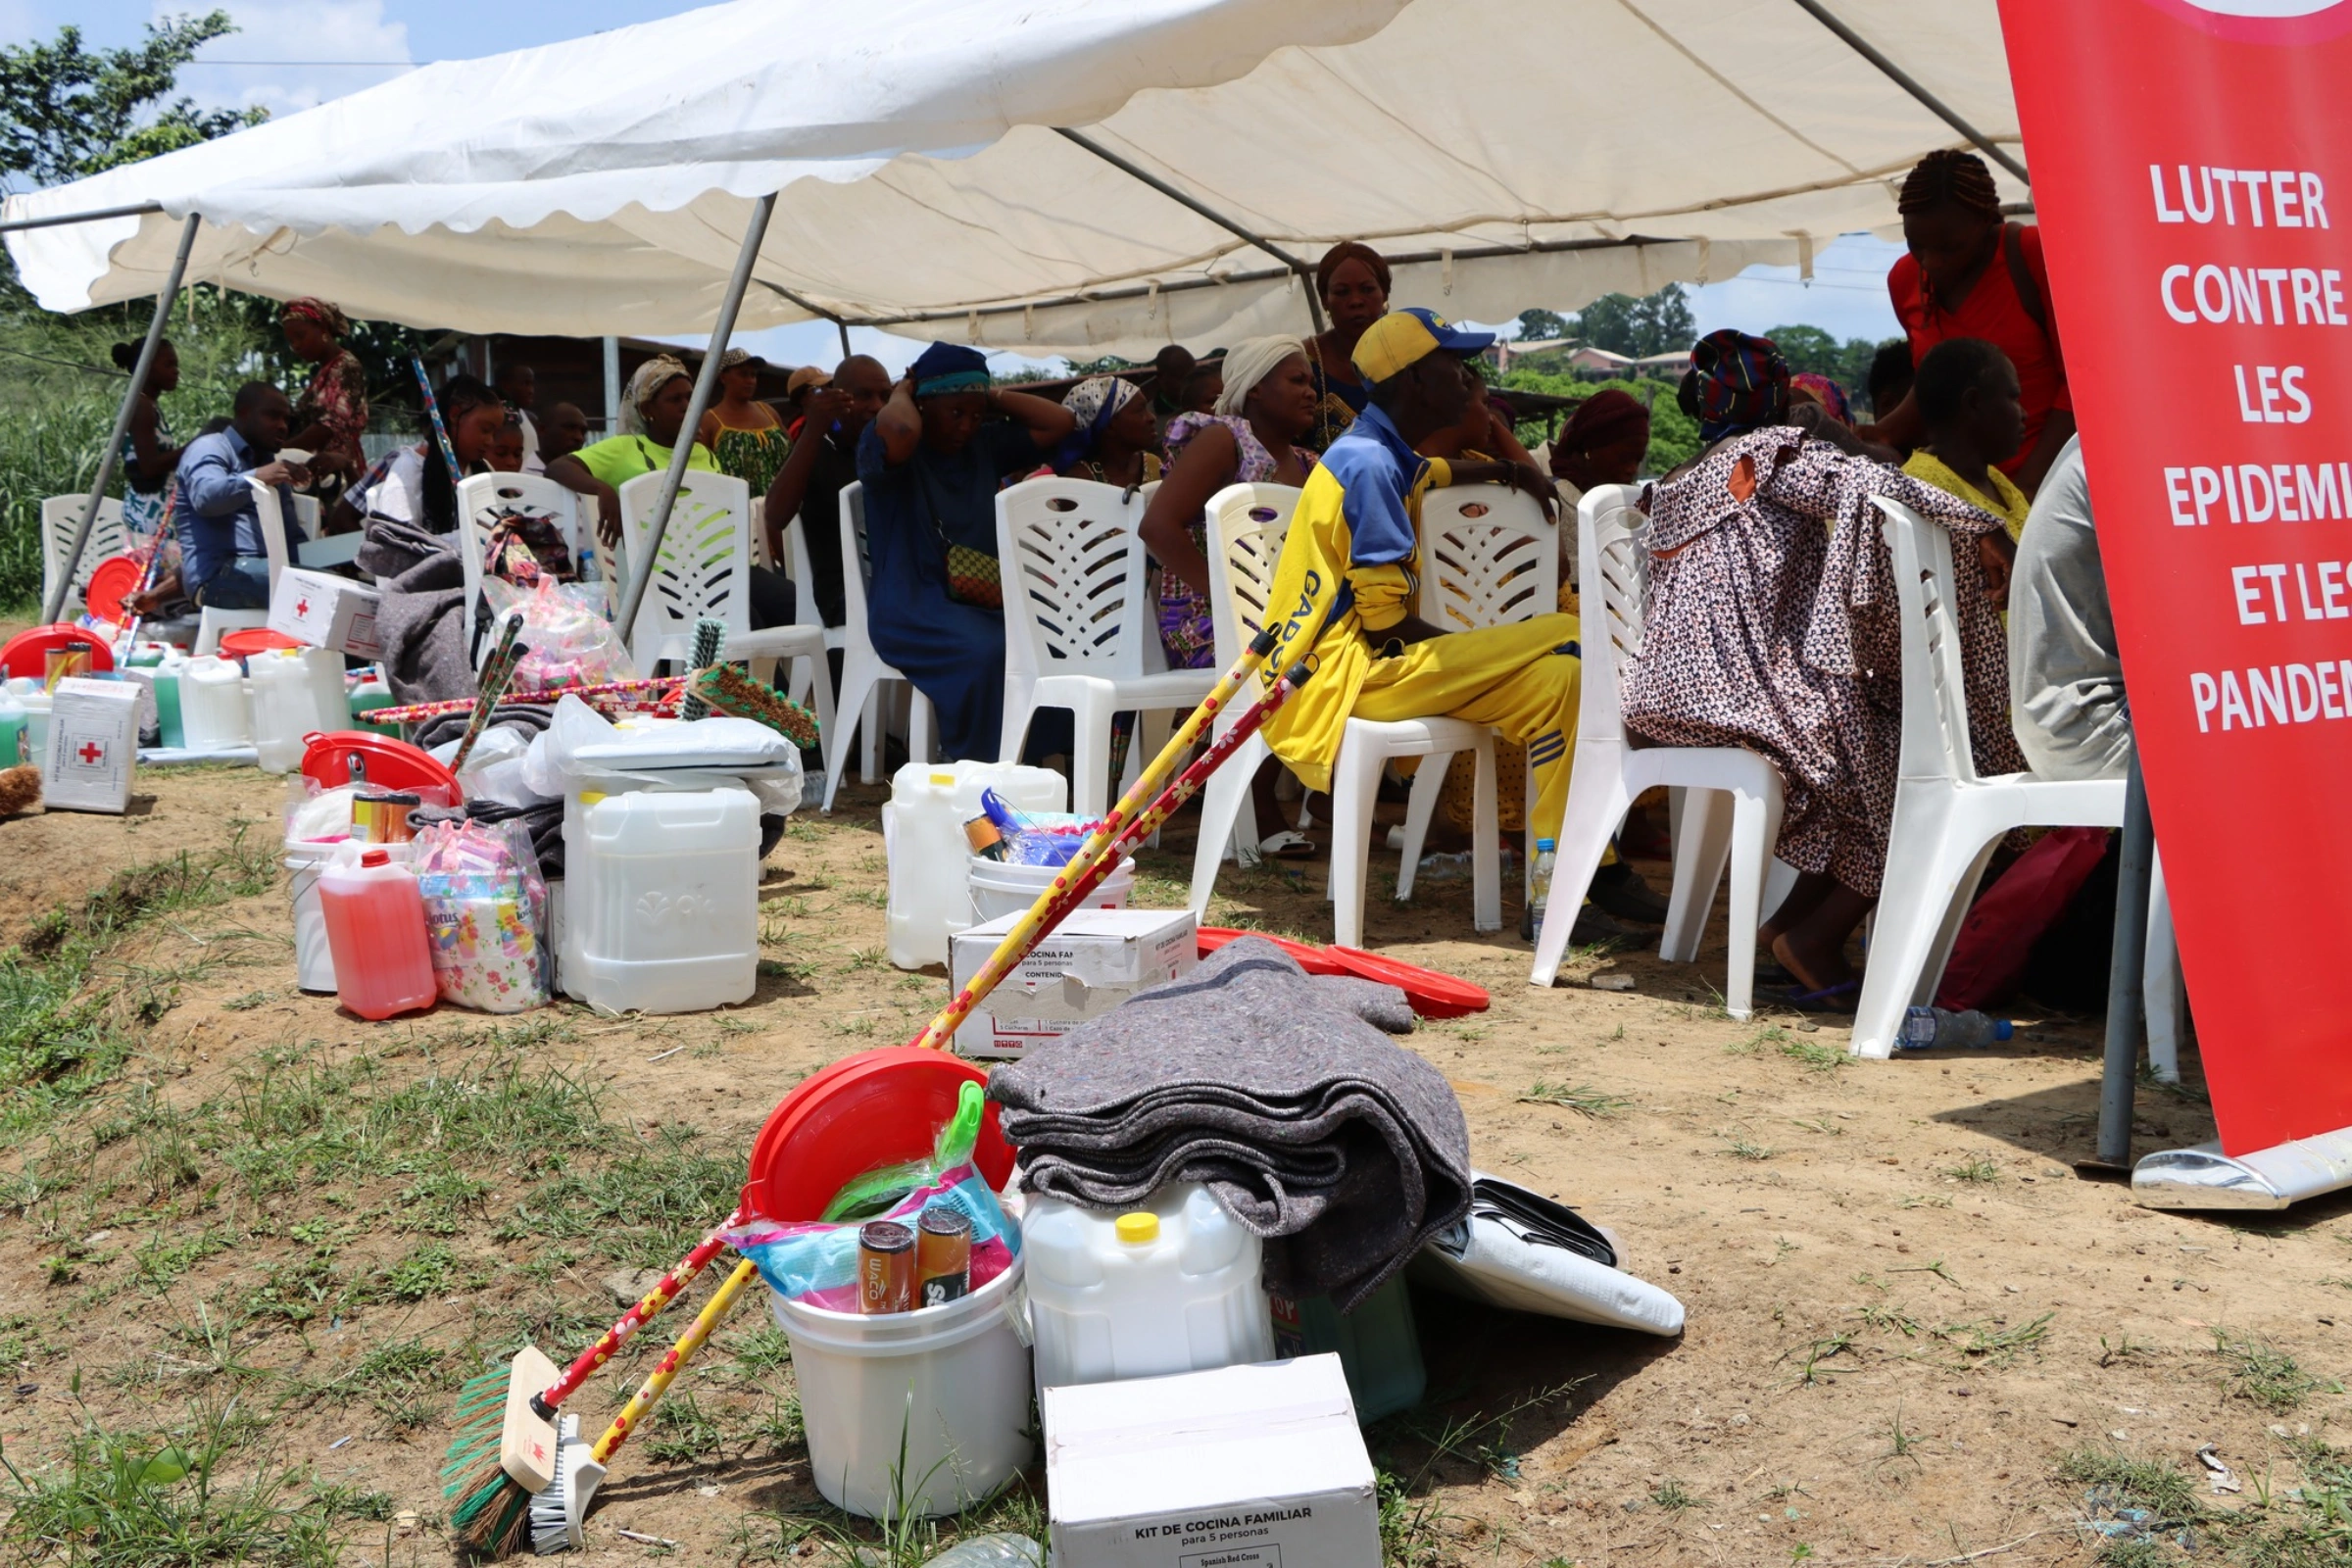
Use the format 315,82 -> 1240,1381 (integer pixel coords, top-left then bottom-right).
1770,979 -> 1860,1013
1256,830 -> 1318,860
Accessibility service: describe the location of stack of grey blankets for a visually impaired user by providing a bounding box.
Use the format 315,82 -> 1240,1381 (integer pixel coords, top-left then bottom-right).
988,937 -> 1471,1311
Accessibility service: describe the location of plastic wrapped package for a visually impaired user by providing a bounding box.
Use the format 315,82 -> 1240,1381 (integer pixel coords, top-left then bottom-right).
523,694 -> 803,815
411,816 -> 550,1012
481,577 -> 637,694
724,1084 -> 1019,1312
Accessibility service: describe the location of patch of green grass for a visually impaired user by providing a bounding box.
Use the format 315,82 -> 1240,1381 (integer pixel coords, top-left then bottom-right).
643,1390 -> 731,1464
1942,1155 -> 2001,1184
1727,1137 -> 1777,1161
2058,1446 -> 2202,1525
1780,1038 -> 1847,1072
1377,1471 -> 1450,1568
2216,1330 -> 2331,1411
1935,1312 -> 2052,1369
370,1242 -> 456,1302
1649,1477 -> 1703,1512
1517,1082 -> 1630,1117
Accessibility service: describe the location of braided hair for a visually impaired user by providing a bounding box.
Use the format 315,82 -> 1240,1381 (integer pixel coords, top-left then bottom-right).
422,373 -> 502,533
1897,149 -> 2003,220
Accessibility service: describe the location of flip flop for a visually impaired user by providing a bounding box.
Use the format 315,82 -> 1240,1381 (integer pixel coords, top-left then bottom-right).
1770,979 -> 1860,1013
1754,959 -> 1798,988
1253,830 -> 1318,861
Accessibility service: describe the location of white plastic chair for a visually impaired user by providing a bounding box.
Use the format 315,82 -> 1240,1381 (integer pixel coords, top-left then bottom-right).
615,470 -> 833,750
1187,483 -> 1302,916
823,482 -> 935,811
41,495 -> 126,616
456,472 -> 586,658
191,478 -> 300,654
1530,484 -> 1787,1020
1849,499 -> 2128,1058
995,477 -> 1218,817
779,511 -> 844,719
1390,486 -> 1558,904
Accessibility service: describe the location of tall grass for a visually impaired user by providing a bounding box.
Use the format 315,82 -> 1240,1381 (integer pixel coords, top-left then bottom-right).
0,288 -> 266,611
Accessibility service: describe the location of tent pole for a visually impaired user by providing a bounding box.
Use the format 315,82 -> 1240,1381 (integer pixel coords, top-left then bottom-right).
42,210 -> 201,627
753,280 -> 857,363
613,192 -> 776,642
2095,754 -> 2155,1168
1054,128 -> 1326,335
602,336 -> 621,435
1788,0 -> 2031,186
837,320 -> 853,360
0,198 -> 165,234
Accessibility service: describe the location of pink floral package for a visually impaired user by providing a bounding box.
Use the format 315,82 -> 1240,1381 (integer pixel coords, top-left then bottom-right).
412,818 -> 549,1012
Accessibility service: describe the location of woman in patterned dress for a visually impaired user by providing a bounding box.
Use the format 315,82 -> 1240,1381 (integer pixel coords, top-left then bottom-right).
697,348 -> 792,498
1621,329 -> 2020,1004
280,298 -> 368,497
1303,242 -> 1390,451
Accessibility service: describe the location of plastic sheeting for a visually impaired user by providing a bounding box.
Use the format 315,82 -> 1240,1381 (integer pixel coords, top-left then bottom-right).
5,0 -> 2024,357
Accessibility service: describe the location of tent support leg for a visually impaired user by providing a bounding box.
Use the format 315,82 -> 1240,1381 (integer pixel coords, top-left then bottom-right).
1788,0 -> 2030,186
837,319 -> 853,360
1054,127 -> 1327,335
2095,754 -> 2153,1169
613,192 -> 776,640
43,210 -> 201,626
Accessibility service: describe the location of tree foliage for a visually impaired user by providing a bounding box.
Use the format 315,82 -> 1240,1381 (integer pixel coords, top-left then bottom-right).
1569,285 -> 1695,359
1496,370 -> 1698,477
0,13 -> 265,191
1762,324 -> 1904,415
1514,307 -> 1569,342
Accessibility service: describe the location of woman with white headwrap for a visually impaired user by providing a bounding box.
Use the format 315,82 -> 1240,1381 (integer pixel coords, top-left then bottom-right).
1137,337 -> 1321,668
1135,335 -> 1325,855
1052,374 -> 1164,487
548,352 -> 799,630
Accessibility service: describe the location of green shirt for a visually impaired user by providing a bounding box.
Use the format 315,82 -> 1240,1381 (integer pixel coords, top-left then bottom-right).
570,434 -> 720,490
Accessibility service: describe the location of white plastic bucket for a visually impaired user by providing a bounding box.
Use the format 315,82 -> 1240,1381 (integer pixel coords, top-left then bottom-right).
767,1255 -> 1033,1519
285,838 -> 412,994
967,856 -> 1134,925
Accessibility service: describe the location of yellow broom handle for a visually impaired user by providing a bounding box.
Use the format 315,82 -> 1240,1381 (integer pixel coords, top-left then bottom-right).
909,629 -> 1276,1052
589,1257 -> 760,1464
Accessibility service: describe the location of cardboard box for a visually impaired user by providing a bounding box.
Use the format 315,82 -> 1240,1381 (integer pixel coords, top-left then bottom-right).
42,676 -> 139,813
1044,1355 -> 1380,1568
269,566 -> 382,659
947,907 -> 1195,1059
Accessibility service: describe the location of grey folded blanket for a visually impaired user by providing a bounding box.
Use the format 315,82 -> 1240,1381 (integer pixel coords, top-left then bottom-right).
411,704 -> 556,751
989,937 -> 1469,1311
363,520 -> 475,705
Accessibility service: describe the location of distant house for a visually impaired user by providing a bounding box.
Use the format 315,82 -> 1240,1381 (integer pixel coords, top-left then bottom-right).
1630,350 -> 1691,376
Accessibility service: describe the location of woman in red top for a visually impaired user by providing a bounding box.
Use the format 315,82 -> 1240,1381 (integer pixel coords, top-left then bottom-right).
1870,150 -> 2076,497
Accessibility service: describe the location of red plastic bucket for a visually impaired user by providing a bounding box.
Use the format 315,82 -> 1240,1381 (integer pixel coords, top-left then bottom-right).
81,556 -> 145,628
0,624 -> 116,680
219,627 -> 304,659
741,1046 -> 1015,1223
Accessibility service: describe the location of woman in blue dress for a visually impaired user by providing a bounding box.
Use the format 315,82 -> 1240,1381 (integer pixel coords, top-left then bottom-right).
856,343 -> 1076,761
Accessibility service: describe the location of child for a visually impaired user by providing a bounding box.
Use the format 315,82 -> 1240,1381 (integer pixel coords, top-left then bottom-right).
1901,336 -> 2027,610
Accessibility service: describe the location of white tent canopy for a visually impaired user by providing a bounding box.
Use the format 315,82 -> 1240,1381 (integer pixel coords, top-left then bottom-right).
6,0 -> 2025,358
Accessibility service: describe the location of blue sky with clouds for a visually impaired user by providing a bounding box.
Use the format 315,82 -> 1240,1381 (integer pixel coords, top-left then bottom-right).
8,0 -> 1904,374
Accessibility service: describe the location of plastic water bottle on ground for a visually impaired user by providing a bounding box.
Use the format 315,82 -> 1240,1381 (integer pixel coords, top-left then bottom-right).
1529,837 -> 1557,921
920,1536 -> 1043,1568
1898,1005 -> 2014,1051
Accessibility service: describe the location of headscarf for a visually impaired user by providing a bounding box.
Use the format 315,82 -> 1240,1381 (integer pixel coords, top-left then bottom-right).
1213,335 -> 1307,418
1053,374 -> 1142,468
1690,329 -> 1790,443
1314,241 -> 1393,300
1788,372 -> 1853,427
909,341 -> 990,398
280,297 -> 350,338
617,354 -> 692,437
1555,389 -> 1649,454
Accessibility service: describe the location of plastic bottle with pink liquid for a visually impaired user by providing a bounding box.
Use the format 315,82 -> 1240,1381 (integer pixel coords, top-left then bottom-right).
318,847 -> 437,1019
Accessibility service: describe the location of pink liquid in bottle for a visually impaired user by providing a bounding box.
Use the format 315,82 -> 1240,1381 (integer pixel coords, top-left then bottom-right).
318,848 -> 438,1019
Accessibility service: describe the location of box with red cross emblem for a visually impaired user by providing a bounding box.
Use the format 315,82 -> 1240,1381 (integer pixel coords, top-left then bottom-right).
41,677 -> 139,814
268,567 -> 383,660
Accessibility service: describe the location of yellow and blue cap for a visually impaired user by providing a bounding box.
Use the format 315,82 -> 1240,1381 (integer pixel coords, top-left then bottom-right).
1351,307 -> 1495,385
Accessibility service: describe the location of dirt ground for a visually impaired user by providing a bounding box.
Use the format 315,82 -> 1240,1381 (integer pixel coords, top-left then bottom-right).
0,760 -> 2344,1568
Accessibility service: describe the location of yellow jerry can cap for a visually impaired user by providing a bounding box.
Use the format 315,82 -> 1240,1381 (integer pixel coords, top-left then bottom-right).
1114,1211 -> 1159,1245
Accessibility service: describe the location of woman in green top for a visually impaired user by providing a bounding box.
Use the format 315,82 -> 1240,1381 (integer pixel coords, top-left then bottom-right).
696,348 -> 791,496
547,355 -> 796,631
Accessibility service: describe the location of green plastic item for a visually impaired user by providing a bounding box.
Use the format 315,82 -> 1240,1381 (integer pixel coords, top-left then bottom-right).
349,676 -> 399,737
152,671 -> 184,749
1269,1274 -> 1426,1422
818,1080 -> 985,1223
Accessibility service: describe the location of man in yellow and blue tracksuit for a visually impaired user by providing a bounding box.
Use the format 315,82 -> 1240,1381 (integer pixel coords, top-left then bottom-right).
1259,308 -> 1601,939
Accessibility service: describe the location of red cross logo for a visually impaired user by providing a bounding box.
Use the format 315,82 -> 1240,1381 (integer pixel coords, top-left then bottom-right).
77,740 -> 105,766
295,598 -> 311,616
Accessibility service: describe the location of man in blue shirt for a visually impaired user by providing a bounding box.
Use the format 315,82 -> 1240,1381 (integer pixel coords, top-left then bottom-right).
172,380 -> 307,610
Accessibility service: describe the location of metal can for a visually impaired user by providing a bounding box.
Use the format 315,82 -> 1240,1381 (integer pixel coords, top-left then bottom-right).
351,792 -> 420,845
45,641 -> 94,692
857,1220 -> 916,1315
914,1205 -> 972,1307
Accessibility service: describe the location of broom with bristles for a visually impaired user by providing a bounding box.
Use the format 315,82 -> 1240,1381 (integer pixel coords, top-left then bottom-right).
441,1217 -> 738,1553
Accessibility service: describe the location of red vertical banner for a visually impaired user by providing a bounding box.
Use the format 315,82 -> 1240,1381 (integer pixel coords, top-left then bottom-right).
1995,0 -> 2352,1153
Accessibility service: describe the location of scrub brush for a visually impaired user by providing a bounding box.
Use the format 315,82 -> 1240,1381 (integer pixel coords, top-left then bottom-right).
0,765 -> 41,817
686,662 -> 820,749
677,616 -> 726,721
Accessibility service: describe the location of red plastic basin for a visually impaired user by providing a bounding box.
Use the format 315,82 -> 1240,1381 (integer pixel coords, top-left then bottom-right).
740,1046 -> 1015,1223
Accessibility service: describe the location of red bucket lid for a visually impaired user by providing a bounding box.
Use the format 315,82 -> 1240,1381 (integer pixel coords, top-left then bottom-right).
1324,945 -> 1491,1018
1196,925 -> 1347,976
82,556 -> 145,628
741,1046 -> 1014,1223
219,628 -> 305,659
298,730 -> 464,806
